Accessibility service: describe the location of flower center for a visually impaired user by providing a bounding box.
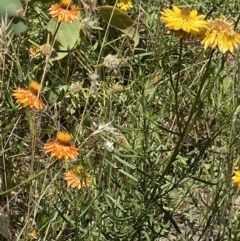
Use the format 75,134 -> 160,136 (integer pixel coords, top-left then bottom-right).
28,81 -> 41,95
57,132 -> 72,144
60,0 -> 72,7
119,0 -> 129,4
208,19 -> 234,33
180,8 -> 191,19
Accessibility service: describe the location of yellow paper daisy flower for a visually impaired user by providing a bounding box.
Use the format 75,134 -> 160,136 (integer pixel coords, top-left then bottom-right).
12,81 -> 45,110
232,171 -> 240,187
117,0 -> 133,11
202,18 -> 240,53
49,0 -> 80,22
65,167 -> 92,189
29,46 -> 40,56
160,6 -> 207,37
28,229 -> 38,239
44,131 -> 78,161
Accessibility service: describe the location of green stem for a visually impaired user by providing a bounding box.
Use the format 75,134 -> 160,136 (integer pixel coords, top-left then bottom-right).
162,50 -> 216,177
175,38 -> 183,133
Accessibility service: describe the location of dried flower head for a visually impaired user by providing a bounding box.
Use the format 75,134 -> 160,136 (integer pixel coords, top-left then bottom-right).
160,6 -> 207,38
202,17 -> 240,53
103,54 -> 120,70
107,83 -> 124,94
65,167 -> 92,189
49,0 -> 80,22
44,131 -> 78,160
116,134 -> 128,145
69,81 -> 82,93
12,81 -> 45,110
115,134 -> 129,152
40,44 -> 54,56
80,18 -> 97,29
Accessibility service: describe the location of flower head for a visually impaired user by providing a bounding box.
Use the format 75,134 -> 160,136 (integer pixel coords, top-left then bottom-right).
49,0 -> 80,23
201,18 -> 240,53
28,229 -> 38,239
40,44 -> 54,56
44,131 -> 78,161
65,167 -> 92,189
12,81 -> 45,110
29,46 -> 40,57
160,6 -> 207,37
104,54 -> 120,70
117,0 -> 133,11
232,171 -> 240,187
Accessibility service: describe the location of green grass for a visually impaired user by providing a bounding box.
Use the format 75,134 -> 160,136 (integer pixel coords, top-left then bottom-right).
1,0 -> 240,240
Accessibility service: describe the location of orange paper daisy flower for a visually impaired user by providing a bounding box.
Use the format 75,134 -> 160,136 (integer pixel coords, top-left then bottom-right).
44,132 -> 78,161
65,167 -> 92,189
49,0 -> 80,23
12,81 -> 45,110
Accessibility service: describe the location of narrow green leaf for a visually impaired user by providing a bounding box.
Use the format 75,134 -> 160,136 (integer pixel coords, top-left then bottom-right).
189,175 -> 217,185
112,154 -> 136,169
118,169 -> 137,181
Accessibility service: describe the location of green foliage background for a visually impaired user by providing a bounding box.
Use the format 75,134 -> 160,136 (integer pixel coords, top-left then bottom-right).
1,0 -> 240,240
